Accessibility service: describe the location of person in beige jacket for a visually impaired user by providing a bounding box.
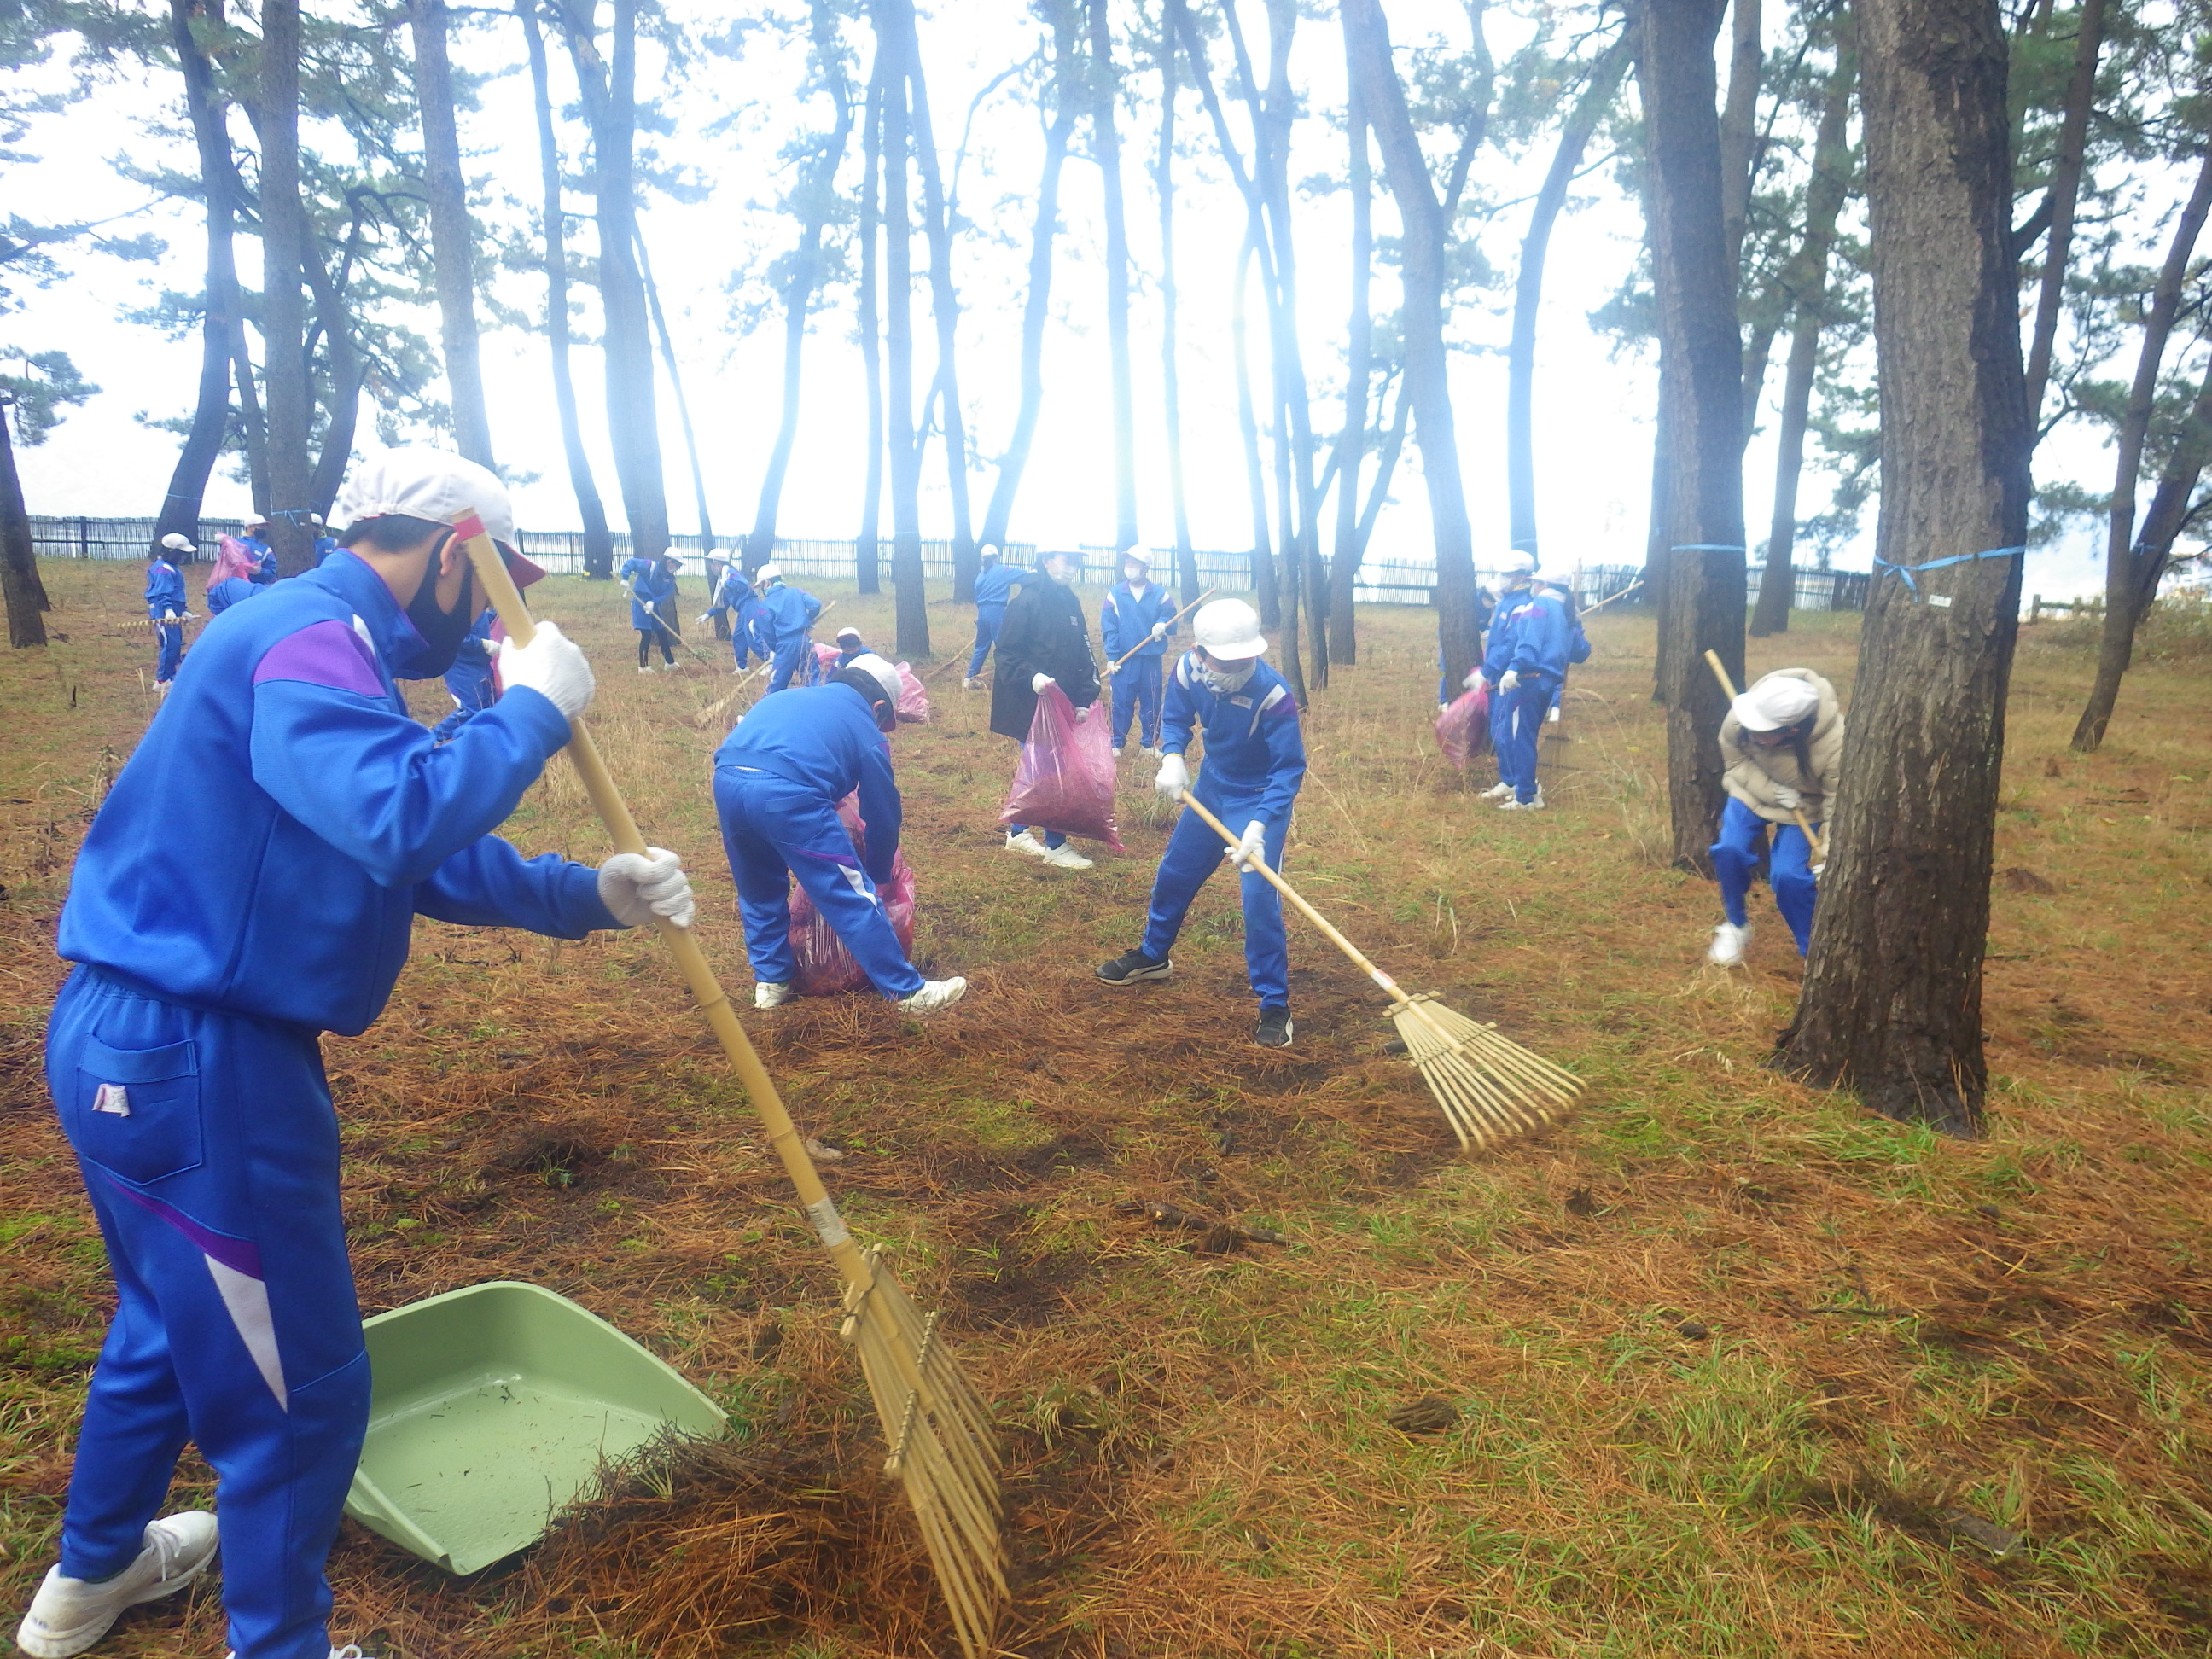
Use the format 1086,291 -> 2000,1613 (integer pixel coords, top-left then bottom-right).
1708,667 -> 1842,964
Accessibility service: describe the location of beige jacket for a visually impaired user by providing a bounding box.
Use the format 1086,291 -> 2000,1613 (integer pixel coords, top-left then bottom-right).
1720,667 -> 1842,825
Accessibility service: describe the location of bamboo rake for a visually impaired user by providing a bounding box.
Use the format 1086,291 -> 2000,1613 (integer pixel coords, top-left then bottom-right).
1702,649 -> 1827,863
1175,789 -> 1583,1151
457,516 -> 1004,1657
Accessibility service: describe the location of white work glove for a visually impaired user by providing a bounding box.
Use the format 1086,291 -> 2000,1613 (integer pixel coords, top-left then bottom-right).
1463,670 -> 1487,692
1225,819 -> 1267,871
162,612 -> 180,623
1150,621 -> 1169,640
1497,668 -> 1522,693
696,610 -> 714,625
498,620 -> 596,720
1031,672 -> 1055,694
1155,753 -> 1190,800
1102,659 -> 1118,678
597,847 -> 695,930
1773,785 -> 1801,811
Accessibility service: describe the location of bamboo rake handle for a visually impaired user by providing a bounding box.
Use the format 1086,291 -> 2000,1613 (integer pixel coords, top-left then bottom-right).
1578,578 -> 1643,615
1702,649 -> 1827,863
457,517 -> 875,1295
1107,587 -> 1216,673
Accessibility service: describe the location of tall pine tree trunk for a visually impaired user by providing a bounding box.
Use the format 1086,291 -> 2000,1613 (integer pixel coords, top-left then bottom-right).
522,0 -> 613,576
2070,150 -> 2212,751
1155,26 -> 1196,603
300,240 -> 366,516
876,0 -> 929,655
2022,0 -> 2106,428
0,398 -> 46,649
1090,0 -> 1139,554
1637,0 -> 1747,870
1230,236 -> 1278,622
637,233 -> 714,550
411,0 -> 495,469
1776,0 -> 2031,1136
856,54 -> 884,594
1340,0 -> 1482,691
1328,90 -> 1371,666
259,0 -> 314,575
1717,0 -> 1761,271
1751,27 -> 1854,637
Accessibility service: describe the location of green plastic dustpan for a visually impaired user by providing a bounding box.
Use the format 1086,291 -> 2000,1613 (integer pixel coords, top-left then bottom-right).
343,1280 -> 726,1574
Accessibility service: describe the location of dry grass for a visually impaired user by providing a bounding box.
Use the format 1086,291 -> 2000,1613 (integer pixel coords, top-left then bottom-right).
1,562 -> 2209,1658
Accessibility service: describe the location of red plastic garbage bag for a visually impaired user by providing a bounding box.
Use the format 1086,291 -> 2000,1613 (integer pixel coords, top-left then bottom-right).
789,794 -> 917,996
1435,684 -> 1492,769
894,661 -> 931,724
998,682 -> 1124,851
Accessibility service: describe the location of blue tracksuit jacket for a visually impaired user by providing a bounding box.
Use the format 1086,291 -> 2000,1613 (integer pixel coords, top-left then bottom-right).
432,608 -> 498,742
966,560 -> 1021,678
242,535 -> 276,584
755,581 -> 824,692
1480,585 -> 1569,802
1140,654 -> 1307,1006
207,576 -> 261,614
707,567 -> 762,666
1103,579 -> 1175,750
621,556 -> 678,632
147,558 -> 188,681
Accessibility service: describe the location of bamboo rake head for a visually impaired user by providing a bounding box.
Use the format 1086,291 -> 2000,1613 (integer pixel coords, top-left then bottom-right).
841,1254 -> 1006,1659
1388,994 -> 1585,1151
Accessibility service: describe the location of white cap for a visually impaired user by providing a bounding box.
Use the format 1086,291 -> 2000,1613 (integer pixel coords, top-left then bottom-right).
1192,598 -> 1267,661
334,446 -> 515,547
1732,673 -> 1819,731
980,544 -> 1001,558
843,651 -> 902,708
755,562 -> 783,584
835,626 -> 864,643
1501,550 -> 1538,575
160,533 -> 196,554
1122,550 -> 1151,566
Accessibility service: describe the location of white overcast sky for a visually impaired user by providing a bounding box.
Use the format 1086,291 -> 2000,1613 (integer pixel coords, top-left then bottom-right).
4,0 -> 2162,600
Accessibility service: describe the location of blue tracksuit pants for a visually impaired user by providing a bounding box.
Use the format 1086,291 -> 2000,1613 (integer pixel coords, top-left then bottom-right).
1490,680 -> 1551,802
766,637 -> 814,694
154,622 -> 183,684
1138,774 -> 1291,1008
431,657 -> 495,742
1109,655 -> 1163,752
1711,795 -> 1819,954
731,602 -> 761,669
713,768 -> 925,998
47,967 -> 370,1659
966,604 -> 1004,678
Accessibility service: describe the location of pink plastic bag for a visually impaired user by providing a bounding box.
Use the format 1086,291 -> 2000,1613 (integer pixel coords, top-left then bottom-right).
998,683 -> 1125,850
1435,684 -> 1492,769
789,794 -> 917,996
894,661 -> 931,724
206,536 -> 259,592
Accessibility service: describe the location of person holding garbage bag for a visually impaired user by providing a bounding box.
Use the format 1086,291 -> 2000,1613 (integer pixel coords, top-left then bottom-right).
1100,549 -> 1176,759
991,548 -> 1103,871
1708,667 -> 1842,965
713,652 -> 966,1013
1096,599 -> 1307,1049
15,449 -> 697,1659
754,562 -> 824,693
1466,552 -> 1569,811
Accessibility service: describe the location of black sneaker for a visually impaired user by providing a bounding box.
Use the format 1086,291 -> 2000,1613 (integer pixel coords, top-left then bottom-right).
1254,1007 -> 1294,1048
1096,949 -> 1173,985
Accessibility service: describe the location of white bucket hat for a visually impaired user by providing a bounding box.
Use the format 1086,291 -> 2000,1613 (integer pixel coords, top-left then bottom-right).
335,447 -> 515,548
1192,598 -> 1268,661
1732,673 -> 1820,732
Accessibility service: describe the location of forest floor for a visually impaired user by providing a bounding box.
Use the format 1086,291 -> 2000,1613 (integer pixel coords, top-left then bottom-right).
2,560 -> 2209,1659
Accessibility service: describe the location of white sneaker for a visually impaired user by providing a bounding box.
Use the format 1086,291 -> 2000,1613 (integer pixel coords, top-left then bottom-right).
1141,745 -> 1163,760
1547,704 -> 1561,723
228,1648 -> 364,1659
15,1511 -> 219,1658
754,981 -> 794,1009
1004,830 -> 1048,859
898,976 -> 968,1016
1478,781 -> 1514,800
963,676 -> 981,690
1497,791 -> 1545,811
1708,923 -> 1752,966
637,666 -> 653,675
1039,842 -> 1094,870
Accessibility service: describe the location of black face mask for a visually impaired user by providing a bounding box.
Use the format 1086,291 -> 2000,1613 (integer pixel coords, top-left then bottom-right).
393,533 -> 478,678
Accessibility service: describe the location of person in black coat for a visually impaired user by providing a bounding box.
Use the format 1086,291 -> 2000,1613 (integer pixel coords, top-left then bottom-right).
990,548 -> 1102,870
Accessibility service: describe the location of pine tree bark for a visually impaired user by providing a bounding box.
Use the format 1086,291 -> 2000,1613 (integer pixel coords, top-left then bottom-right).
1506,31 -> 1632,564
258,0 -> 315,575
638,233 -> 714,550
1341,0 -> 1485,694
1155,24 -> 1196,604
155,0 -> 245,553
1637,0 -> 1748,870
1328,89 -> 1371,666
876,0 -> 928,655
1717,0 -> 1761,272
0,397 -> 46,649
1750,27 -> 1854,637
300,238 -> 366,518
2022,0 -> 2107,428
1231,235 -> 1279,624
1089,0 -> 1139,554
856,54 -> 884,595
410,0 -> 495,469
1775,0 -> 2032,1137
2070,149 -> 2212,751
522,0 -> 614,577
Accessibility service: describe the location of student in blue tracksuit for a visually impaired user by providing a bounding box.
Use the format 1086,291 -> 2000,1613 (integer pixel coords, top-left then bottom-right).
831,626 -> 868,670
713,653 -> 964,1014
310,515 -> 339,565
1468,554 -> 1569,810
240,518 -> 277,584
620,550 -> 682,670
700,561 -> 762,671
146,537 -> 190,688
430,608 -> 498,742
1095,599 -> 1307,1049
13,450 -> 696,1659
1100,550 -> 1176,757
963,546 -> 1020,686
752,562 -> 824,693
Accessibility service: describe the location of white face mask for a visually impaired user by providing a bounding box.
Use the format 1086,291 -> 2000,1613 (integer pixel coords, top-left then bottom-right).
1194,657 -> 1255,696
1049,564 -> 1076,585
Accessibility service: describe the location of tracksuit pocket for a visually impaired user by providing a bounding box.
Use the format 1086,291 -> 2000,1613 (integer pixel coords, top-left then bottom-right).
67,1036 -> 204,1185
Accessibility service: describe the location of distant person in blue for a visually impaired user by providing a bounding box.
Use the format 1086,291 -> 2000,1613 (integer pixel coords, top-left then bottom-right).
752,562 -> 824,693
145,536 -> 190,691
1708,668 -> 1842,966
1099,550 -> 1176,759
431,608 -> 498,742
962,544 -> 1019,688
14,449 -> 696,1659
831,626 -> 868,671
620,550 -> 682,671
310,513 -> 339,566
699,556 -> 762,672
713,653 -> 964,1015
240,516 -> 277,584
1095,600 -> 1307,1049
1465,552 -> 1569,811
